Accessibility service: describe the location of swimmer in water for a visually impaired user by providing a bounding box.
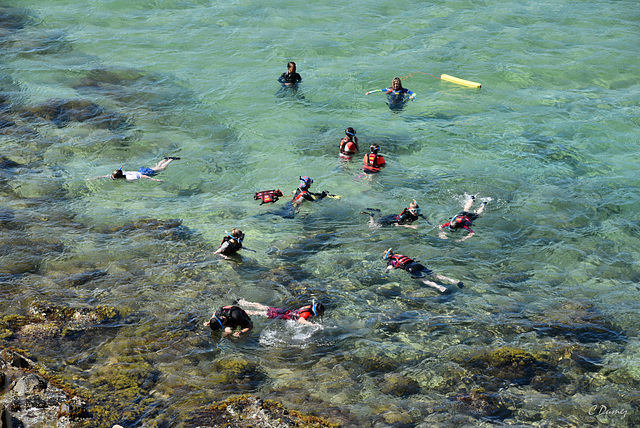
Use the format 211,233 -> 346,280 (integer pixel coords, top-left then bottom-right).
366,77 -> 415,110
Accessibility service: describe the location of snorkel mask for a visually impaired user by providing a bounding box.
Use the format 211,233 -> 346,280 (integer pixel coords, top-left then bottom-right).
111,166 -> 123,180
408,200 -> 420,215
345,128 -> 356,136
299,176 -> 313,189
210,315 -> 224,331
226,230 -> 244,243
448,216 -> 460,231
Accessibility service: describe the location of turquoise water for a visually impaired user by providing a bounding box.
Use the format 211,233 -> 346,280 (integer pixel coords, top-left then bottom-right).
1,0 -> 639,426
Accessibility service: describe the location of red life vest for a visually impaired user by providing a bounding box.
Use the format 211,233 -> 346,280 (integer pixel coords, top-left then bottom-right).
390,254 -> 413,268
449,214 -> 472,231
293,188 -> 309,203
287,306 -> 313,321
254,189 -> 283,204
363,153 -> 384,172
340,138 -> 357,155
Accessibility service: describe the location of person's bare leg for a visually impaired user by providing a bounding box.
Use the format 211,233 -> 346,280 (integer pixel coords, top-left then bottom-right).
419,278 -> 449,293
475,201 -> 487,215
432,273 -> 464,288
150,158 -> 173,171
237,299 -> 269,311
462,196 -> 475,212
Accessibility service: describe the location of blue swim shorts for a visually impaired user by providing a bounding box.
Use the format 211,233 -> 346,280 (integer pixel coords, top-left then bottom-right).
138,167 -> 156,176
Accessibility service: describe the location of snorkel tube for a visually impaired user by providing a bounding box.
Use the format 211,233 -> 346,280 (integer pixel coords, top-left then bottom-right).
383,248 -> 392,260
225,230 -> 244,243
210,315 -> 224,331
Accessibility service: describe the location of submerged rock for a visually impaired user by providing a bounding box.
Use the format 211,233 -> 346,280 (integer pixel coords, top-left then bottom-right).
459,346 -> 562,391
449,389 -> 513,421
5,301 -> 121,341
0,6 -> 34,33
533,300 -> 625,343
97,218 -> 192,241
186,395 -> 340,428
0,155 -> 21,169
0,349 -> 89,428
210,356 -> 267,392
376,372 -> 420,397
22,98 -> 129,129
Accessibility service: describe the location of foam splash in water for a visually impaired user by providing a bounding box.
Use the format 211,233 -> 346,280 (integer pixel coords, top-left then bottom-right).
258,321 -> 324,348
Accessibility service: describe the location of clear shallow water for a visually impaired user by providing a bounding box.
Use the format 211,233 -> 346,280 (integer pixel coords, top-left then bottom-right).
1,0 -> 639,426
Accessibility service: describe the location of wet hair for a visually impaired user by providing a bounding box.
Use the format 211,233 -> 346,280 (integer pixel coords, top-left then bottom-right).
314,302 -> 325,317
392,77 -> 403,89
370,144 -> 380,153
345,127 -> 356,137
287,61 -> 296,70
409,200 -> 419,210
230,228 -> 243,239
111,169 -> 124,179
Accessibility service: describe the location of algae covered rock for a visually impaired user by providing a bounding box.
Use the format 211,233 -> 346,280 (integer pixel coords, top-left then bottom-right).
210,356 -> 267,392
7,301 -> 121,341
0,349 -> 89,428
97,218 -> 192,241
449,389 -> 513,421
22,98 -> 129,129
460,346 -> 561,391
376,372 -> 420,397
186,395 -> 340,428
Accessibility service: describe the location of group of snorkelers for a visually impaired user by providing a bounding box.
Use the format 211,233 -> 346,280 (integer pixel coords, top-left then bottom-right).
89,62 -> 488,337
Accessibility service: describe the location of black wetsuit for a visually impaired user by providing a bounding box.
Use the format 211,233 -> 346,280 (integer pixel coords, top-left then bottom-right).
214,306 -> 253,331
278,72 -> 302,85
219,236 -> 242,255
387,254 -> 433,277
378,208 -> 420,226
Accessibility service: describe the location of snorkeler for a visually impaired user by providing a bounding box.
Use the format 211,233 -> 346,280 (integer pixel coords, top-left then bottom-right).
339,127 -> 360,159
278,61 -> 302,86
237,298 -> 325,325
88,157 -> 179,182
439,195 -> 488,242
383,248 -> 463,294
363,144 -> 386,174
365,77 -> 415,110
214,228 -> 245,259
362,200 -> 430,230
204,305 -> 253,337
292,176 -> 335,205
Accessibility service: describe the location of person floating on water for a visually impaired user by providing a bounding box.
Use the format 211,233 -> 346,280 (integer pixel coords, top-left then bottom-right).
339,127 -> 360,159
362,200 -> 430,230
237,298 -> 325,325
366,77 -> 415,110
88,157 -> 180,182
363,144 -> 386,174
383,248 -> 463,294
292,176 -> 335,206
204,305 -> 253,337
278,61 -> 302,86
439,195 -> 487,242
214,228 -> 245,259
259,176 -> 337,219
